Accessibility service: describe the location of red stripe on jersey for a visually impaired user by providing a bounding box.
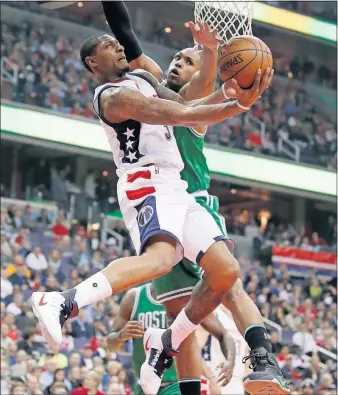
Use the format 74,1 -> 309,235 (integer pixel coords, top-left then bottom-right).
126,186 -> 156,200
127,170 -> 151,183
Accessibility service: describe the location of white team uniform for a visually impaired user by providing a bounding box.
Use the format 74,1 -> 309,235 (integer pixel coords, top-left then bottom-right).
93,72 -> 225,264
202,308 -> 246,395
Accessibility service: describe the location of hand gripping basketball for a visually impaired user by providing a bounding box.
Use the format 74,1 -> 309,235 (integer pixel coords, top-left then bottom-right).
224,67 -> 274,109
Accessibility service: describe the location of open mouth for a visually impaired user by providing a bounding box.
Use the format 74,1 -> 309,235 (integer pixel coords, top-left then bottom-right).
169,69 -> 179,78
118,55 -> 127,61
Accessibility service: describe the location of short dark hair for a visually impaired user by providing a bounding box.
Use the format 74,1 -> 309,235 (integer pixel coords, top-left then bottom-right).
80,34 -> 106,72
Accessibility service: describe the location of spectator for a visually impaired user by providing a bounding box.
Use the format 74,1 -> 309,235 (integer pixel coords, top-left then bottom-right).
17,330 -> 36,355
48,249 -> 65,284
36,208 -> 51,226
68,367 -> 82,391
52,219 -> 69,237
44,369 -> 72,395
26,246 -> 48,272
71,310 -> 94,340
70,371 -> 104,395
1,265 -> 13,299
270,331 -> 283,354
6,291 -> 25,316
292,323 -> 317,356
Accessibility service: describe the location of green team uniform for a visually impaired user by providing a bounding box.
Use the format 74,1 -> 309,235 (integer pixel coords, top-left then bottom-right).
131,284 -> 181,395
153,85 -> 231,302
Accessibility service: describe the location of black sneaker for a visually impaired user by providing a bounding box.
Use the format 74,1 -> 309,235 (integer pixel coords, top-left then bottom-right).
243,347 -> 290,394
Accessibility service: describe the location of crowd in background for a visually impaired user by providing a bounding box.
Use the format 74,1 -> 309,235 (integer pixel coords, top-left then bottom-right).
267,0 -> 337,22
0,199 -> 337,394
1,17 -> 337,170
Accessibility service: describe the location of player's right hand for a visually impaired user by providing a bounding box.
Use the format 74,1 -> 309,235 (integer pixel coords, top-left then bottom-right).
120,321 -> 144,340
224,67 -> 274,109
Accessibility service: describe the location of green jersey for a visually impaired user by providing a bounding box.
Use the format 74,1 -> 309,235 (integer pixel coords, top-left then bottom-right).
130,284 -> 177,383
163,81 -> 210,193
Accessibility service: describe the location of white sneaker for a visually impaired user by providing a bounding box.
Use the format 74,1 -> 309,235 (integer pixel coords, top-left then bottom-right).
140,328 -> 177,395
31,292 -> 78,349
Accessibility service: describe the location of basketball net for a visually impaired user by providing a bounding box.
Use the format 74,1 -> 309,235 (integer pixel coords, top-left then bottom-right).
194,1 -> 253,45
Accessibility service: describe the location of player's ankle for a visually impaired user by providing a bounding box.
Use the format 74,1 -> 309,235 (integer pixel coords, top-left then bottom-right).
244,325 -> 272,353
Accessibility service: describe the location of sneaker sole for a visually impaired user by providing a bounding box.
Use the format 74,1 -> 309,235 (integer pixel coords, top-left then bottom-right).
244,379 -> 290,395
31,292 -> 61,349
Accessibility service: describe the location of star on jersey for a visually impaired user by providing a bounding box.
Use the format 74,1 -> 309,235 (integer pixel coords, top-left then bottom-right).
125,140 -> 134,150
125,150 -> 137,162
124,128 -> 135,140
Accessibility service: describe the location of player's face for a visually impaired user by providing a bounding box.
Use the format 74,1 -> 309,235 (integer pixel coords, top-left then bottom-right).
167,48 -> 200,91
93,35 -> 130,78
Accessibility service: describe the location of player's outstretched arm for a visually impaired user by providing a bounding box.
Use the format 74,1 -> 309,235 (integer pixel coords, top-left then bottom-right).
99,68 -> 271,128
179,21 -> 219,101
107,288 -> 144,352
201,313 -> 236,387
100,86 -> 246,127
102,1 -> 163,81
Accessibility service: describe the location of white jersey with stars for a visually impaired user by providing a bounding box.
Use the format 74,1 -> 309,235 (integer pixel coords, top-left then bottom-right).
93,72 -> 184,177
201,308 -> 246,394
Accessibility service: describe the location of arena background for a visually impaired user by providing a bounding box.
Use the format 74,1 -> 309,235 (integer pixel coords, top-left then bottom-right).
0,1 -> 337,394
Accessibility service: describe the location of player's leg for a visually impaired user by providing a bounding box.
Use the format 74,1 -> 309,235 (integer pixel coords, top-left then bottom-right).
153,261 -> 203,395
32,168 -> 189,349
31,234 -> 177,348
141,204 -> 240,393
201,195 -> 289,394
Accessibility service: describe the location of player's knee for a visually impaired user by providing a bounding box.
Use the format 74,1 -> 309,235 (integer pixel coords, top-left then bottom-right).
217,256 -> 240,290
146,252 -> 175,277
205,253 -> 240,292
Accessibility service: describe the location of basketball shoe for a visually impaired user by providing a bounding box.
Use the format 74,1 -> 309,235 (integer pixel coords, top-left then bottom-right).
243,347 -> 290,395
31,292 -> 78,348
140,328 -> 178,394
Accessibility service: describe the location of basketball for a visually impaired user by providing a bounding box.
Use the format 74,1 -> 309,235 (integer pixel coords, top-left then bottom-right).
217,36 -> 273,89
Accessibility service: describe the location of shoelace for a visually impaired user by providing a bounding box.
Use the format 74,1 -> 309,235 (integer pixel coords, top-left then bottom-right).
59,300 -> 75,327
242,351 -> 275,371
149,349 -> 173,377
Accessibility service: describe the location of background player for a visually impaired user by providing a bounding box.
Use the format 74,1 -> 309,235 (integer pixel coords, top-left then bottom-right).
197,306 -> 250,394
31,25 -> 271,395
107,283 -> 235,395
101,3 -> 288,395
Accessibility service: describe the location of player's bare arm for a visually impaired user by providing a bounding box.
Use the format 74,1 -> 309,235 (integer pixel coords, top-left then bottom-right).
107,288 -> 144,352
179,21 -> 219,101
102,1 -> 163,81
201,313 -> 236,387
100,85 -> 249,128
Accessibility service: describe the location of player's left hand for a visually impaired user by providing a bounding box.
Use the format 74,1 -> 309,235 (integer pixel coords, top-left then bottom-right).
188,20 -> 219,50
217,360 -> 235,387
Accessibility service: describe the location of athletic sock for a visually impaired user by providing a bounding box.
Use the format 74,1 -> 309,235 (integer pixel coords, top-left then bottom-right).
61,272 -> 112,309
163,309 -> 198,351
244,325 -> 272,353
179,379 -> 201,395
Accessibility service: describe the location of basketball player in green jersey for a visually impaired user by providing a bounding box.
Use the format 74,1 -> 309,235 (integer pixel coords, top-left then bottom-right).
102,3 -> 288,395
107,283 -> 236,395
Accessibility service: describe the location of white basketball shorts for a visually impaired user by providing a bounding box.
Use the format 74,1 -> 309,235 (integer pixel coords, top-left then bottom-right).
117,165 -> 226,265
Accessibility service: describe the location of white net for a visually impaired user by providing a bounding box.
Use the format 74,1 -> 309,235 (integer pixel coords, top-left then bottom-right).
194,1 -> 253,44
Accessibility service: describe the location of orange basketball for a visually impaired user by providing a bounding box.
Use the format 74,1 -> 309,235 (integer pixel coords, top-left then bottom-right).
218,36 -> 273,89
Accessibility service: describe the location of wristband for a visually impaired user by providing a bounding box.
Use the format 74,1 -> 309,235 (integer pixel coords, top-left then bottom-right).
236,100 -> 251,111
221,84 -> 228,100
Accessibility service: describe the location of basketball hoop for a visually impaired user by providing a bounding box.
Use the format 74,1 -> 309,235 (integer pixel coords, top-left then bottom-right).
194,1 -> 253,45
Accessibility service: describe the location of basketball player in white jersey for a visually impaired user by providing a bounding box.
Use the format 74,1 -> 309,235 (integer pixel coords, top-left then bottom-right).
198,306 -> 249,395
31,33 -> 272,394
